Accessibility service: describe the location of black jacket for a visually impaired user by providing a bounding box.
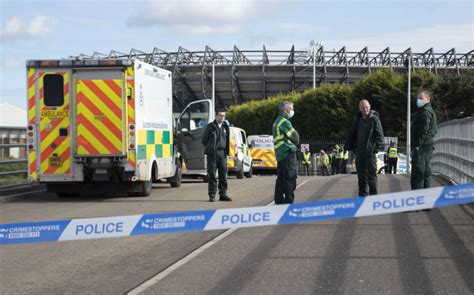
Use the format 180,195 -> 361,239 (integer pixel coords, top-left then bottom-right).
344,110 -> 384,154
202,121 -> 230,156
411,103 -> 437,148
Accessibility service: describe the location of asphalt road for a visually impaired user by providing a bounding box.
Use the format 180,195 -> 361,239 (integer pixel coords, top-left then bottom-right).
1,174 -> 473,294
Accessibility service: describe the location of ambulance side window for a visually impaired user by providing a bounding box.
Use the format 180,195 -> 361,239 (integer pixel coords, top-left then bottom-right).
44,74 -> 64,107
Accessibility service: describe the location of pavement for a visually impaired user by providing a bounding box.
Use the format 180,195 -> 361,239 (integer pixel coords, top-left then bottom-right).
0,174 -> 473,294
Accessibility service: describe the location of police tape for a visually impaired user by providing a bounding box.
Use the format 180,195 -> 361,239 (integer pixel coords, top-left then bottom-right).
1,182 -> 473,245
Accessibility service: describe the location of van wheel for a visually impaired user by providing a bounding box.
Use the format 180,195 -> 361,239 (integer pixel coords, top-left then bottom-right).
139,180 -> 152,197
236,163 -> 244,179
169,164 -> 182,188
244,166 -> 253,178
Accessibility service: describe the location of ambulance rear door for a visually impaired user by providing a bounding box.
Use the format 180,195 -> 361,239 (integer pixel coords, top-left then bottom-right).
74,69 -> 126,157
36,69 -> 74,181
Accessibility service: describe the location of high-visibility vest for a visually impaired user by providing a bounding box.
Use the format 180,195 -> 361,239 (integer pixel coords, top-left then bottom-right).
303,152 -> 311,165
335,149 -> 344,159
343,150 -> 349,160
272,115 -> 297,162
388,147 -> 398,159
317,154 -> 329,166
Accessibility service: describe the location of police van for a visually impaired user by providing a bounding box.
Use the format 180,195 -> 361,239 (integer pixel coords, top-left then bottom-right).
248,135 -> 277,174
227,126 -> 253,179
26,58 -> 184,197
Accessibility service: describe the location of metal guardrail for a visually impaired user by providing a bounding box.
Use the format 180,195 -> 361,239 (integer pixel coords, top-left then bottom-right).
432,117 -> 474,184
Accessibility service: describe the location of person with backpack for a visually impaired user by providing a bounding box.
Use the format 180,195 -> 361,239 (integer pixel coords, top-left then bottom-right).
344,99 -> 384,197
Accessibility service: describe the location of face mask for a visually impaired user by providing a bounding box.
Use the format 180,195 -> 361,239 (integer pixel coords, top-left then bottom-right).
416,98 -> 426,108
287,110 -> 294,119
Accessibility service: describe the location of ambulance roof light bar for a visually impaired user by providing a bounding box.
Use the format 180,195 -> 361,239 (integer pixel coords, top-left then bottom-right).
27,59 -> 133,67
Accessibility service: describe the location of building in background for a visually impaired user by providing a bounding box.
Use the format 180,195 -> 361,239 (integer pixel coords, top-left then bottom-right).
0,103 -> 27,159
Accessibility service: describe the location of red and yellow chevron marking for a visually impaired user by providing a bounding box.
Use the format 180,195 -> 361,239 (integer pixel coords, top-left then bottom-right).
27,68 -> 36,125
227,139 -> 236,168
250,148 -> 277,168
126,67 -> 135,168
39,71 -> 71,175
76,79 -> 123,156
27,68 -> 38,180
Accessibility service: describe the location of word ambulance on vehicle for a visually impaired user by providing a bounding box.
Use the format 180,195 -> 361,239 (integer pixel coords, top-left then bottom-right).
26,58 -> 183,197
248,135 -> 277,173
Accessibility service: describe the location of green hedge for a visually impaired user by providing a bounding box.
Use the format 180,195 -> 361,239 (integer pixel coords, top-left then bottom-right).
227,69 -> 473,141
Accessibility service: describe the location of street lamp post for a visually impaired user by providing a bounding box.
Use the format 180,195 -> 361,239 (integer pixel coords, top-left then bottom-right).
407,55 -> 411,171
212,61 -> 215,113
309,41 -> 322,89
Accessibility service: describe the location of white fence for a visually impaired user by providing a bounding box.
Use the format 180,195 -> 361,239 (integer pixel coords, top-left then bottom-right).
431,117 -> 474,184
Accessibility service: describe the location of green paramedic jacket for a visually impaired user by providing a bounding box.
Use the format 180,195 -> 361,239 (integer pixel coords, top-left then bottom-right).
344,110 -> 384,155
272,114 -> 299,162
411,103 -> 438,148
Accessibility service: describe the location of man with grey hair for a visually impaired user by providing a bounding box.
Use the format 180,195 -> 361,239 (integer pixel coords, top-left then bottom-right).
272,101 -> 300,204
345,99 -> 384,196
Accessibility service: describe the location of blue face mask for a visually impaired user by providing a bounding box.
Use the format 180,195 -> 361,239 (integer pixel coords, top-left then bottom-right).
416,98 -> 426,108
287,110 -> 294,119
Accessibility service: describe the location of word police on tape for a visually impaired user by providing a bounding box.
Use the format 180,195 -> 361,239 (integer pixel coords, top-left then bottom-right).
1,183 -> 473,245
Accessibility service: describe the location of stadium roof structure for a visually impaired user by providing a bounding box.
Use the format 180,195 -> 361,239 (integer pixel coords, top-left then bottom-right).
71,45 -> 473,111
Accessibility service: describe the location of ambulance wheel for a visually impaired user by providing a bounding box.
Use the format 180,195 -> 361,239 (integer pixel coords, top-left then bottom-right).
244,166 -> 253,178
202,175 -> 209,183
139,180 -> 152,197
169,164 -> 182,188
236,163 -> 244,179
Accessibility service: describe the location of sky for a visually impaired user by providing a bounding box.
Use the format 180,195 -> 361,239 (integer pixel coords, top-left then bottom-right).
1,0 -> 473,109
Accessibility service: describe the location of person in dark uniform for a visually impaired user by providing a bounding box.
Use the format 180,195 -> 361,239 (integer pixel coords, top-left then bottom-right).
345,99 -> 384,197
330,147 -> 338,175
302,149 -> 311,176
202,110 -> 232,202
272,101 -> 300,204
411,90 -> 438,189
386,142 -> 398,174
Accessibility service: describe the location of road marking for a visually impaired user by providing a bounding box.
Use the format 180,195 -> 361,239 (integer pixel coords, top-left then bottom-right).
127,179 -> 310,294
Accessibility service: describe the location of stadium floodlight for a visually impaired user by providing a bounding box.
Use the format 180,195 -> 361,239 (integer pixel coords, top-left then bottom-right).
308,40 -> 322,88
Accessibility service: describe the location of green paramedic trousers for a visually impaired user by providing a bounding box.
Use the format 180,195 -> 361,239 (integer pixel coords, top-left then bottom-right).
411,145 -> 434,190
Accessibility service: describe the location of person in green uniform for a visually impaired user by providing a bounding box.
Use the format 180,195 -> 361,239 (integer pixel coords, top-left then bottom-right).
345,100 -> 384,197
272,101 -> 300,204
411,90 -> 438,189
202,110 -> 232,202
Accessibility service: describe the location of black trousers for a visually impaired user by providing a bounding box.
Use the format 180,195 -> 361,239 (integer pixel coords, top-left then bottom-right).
320,165 -> 329,176
341,159 -> 348,174
335,159 -> 343,174
411,145 -> 434,190
356,152 -> 378,196
275,150 -> 297,204
387,158 -> 397,174
207,150 -> 228,197
303,164 -> 310,176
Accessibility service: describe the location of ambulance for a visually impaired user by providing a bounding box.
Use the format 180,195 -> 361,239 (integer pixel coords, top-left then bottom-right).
175,103 -> 252,181
26,59 -> 183,197
248,135 -> 277,173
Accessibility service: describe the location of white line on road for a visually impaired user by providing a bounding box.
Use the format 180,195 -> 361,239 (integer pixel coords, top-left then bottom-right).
127,179 -> 310,294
